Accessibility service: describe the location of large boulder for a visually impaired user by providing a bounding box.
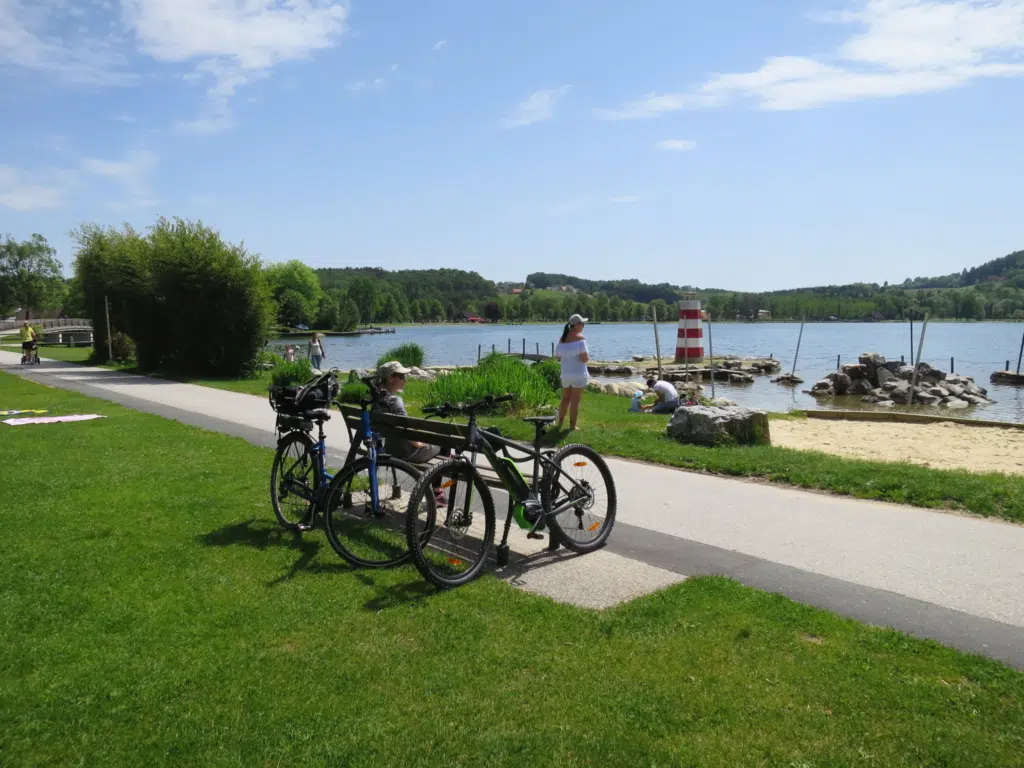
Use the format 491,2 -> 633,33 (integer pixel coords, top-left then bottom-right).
729,371 -> 755,384
842,363 -> 869,380
848,378 -> 874,396
772,373 -> 804,386
809,379 -> 835,397
859,353 -> 887,379
826,372 -> 853,395
667,405 -> 771,447
896,365 -> 916,380
876,367 -> 895,387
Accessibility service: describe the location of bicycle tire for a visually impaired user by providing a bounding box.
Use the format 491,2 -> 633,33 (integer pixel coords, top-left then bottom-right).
270,431 -> 322,530
406,459 -> 496,589
322,456 -> 420,568
541,444 -> 616,553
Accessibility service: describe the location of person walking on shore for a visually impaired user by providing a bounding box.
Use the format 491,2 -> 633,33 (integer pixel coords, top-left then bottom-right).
555,313 -> 590,431
308,333 -> 325,371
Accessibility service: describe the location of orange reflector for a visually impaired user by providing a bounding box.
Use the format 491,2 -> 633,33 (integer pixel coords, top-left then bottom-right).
448,558 -> 463,566
587,521 -> 602,532
573,461 -> 589,467
440,480 -> 456,489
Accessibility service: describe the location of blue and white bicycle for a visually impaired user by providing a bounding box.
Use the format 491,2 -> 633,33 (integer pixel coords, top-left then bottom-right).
270,370 -> 421,568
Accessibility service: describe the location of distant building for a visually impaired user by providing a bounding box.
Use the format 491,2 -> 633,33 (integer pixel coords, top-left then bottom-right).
452,310 -> 487,323
757,309 -> 772,320
510,288 -> 523,295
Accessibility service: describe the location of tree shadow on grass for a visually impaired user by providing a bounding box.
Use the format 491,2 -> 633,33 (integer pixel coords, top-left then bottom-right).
197,517 -> 350,587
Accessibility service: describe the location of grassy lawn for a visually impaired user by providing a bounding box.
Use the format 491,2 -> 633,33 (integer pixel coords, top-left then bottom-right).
1,372 -> 1022,766
0,343 -> 95,363
16,350 -> 1024,523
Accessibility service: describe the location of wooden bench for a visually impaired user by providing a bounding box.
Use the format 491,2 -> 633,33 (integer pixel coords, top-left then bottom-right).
337,404 -> 535,489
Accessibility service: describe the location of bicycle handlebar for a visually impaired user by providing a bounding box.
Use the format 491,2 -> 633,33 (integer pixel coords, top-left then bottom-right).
422,393 -> 516,420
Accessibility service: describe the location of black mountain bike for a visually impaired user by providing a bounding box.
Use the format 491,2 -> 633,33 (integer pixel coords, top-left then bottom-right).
405,394 -> 617,589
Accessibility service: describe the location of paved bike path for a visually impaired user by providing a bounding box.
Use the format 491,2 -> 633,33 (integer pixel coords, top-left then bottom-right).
4,353 -> 1022,668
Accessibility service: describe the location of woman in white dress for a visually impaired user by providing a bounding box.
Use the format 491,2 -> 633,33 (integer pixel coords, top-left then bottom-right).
554,313 -> 590,431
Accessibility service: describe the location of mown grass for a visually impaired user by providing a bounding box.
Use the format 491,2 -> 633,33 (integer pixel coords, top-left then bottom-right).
1,372 -> 1022,766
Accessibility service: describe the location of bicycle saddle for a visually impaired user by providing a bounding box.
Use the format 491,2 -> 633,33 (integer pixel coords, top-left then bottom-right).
521,416 -> 556,426
304,409 -> 332,421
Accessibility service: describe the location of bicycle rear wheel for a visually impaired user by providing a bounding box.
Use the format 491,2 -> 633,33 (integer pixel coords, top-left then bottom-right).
406,459 -> 495,589
270,431 -> 321,530
541,444 -> 616,553
323,456 -> 419,568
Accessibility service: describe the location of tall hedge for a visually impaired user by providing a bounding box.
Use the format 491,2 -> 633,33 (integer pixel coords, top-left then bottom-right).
72,217 -> 275,377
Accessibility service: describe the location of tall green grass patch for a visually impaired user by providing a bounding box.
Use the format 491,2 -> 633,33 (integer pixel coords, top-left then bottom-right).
270,359 -> 313,388
425,353 -> 555,413
377,342 -> 425,368
533,358 -> 562,392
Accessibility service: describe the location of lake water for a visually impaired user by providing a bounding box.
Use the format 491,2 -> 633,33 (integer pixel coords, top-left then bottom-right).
306,322 -> 1024,423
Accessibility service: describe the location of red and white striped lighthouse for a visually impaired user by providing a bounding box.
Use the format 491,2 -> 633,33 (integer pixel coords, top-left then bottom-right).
674,293 -> 705,364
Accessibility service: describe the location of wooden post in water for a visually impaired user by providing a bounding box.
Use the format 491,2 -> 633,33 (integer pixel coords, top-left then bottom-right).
104,294 -> 113,362
551,342 -> 555,358
950,357 -> 954,373
908,314 -> 929,406
909,312 -> 915,366
536,342 -> 539,356
707,313 -> 716,400
492,343 -> 495,355
791,320 -> 805,376
1017,330 -> 1024,374
652,305 -> 663,380
522,338 -> 525,357
478,344 -> 481,362
507,338 -> 511,354
837,354 -> 841,371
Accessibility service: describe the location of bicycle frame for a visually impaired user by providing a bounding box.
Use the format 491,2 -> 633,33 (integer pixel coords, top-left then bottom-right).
438,415 -> 599,564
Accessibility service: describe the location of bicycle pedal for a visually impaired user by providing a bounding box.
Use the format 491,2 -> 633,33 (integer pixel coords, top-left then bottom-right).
527,532 -> 545,540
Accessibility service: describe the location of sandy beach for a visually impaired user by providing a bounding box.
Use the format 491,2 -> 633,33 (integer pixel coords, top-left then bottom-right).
772,418 -> 1024,475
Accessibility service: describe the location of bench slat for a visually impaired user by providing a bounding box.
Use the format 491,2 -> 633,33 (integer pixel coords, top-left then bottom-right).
338,404 -> 466,437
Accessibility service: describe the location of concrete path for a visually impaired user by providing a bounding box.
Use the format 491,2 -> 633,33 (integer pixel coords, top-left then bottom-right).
3,352 -> 1022,668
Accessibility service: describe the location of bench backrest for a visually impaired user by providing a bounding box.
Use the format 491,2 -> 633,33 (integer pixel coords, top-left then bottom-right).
338,404 -> 468,451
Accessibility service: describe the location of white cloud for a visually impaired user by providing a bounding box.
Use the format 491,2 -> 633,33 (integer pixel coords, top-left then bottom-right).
656,139 -> 697,151
610,195 -> 641,203
81,148 -> 158,206
503,86 -> 571,128
0,0 -> 349,132
597,0 -> 1024,116
0,166 -> 69,211
121,0 -> 349,131
433,39 -> 446,51
346,76 -> 387,94
0,0 -> 134,85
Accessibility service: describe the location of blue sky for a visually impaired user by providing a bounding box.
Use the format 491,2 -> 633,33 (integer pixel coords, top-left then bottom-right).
2,0 -> 1023,291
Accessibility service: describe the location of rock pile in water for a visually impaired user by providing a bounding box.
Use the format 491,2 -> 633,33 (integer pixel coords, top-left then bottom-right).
804,353 -> 995,408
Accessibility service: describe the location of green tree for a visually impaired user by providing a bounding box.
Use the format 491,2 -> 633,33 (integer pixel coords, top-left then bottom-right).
315,294 -> 340,329
277,289 -> 313,327
347,276 -> 378,324
264,260 -> 321,305
336,298 -> 360,331
0,233 -> 65,317
483,301 -> 503,322
72,217 -> 274,376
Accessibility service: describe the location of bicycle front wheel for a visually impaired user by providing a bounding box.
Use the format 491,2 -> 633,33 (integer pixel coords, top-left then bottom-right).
406,459 -> 495,589
270,431 -> 322,530
323,456 -> 420,568
541,444 -> 616,553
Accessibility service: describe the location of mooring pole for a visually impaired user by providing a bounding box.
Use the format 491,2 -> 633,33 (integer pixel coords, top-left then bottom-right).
791,320 -> 805,376
707,313 -> 716,400
908,314 -> 929,406
652,304 -> 663,380
1017,330 -> 1024,374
